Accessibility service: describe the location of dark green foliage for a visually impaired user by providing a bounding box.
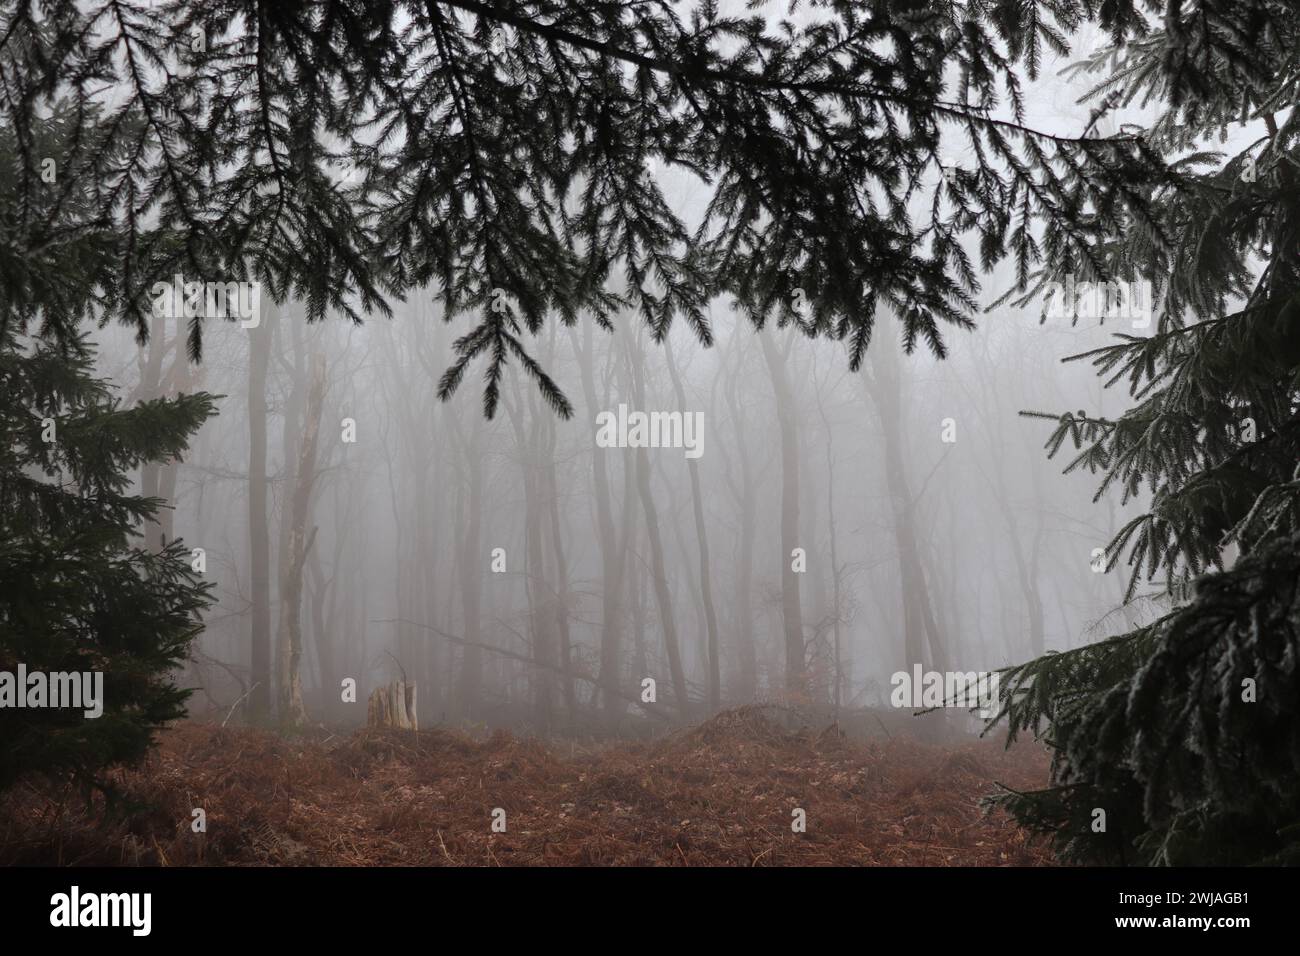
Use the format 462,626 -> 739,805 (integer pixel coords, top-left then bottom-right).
0,0 -> 1175,416
988,0 -> 1300,864
0,328 -> 217,792
993,530 -> 1300,865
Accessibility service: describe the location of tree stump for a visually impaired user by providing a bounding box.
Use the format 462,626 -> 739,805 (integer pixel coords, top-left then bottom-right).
367,681 -> 418,730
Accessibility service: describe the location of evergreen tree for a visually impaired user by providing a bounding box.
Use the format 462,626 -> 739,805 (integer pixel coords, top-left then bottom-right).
989,0 -> 1300,865
0,0 -> 1171,415
0,327 -> 217,792
0,62 -> 219,791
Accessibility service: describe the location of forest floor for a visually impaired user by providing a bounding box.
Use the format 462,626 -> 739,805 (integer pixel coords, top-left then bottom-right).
1,706 -> 1055,866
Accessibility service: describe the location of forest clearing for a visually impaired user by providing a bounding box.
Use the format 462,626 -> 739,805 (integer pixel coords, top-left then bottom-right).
0,708 -> 1050,867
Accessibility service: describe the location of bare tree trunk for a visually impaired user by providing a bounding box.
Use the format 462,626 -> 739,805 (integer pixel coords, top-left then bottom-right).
504,375 -> 557,731
276,353 -> 326,729
861,341 -> 949,673
154,327 -> 195,548
814,376 -> 846,712
615,423 -> 641,709
313,469 -> 355,723
542,409 -> 578,720
306,543 -> 332,718
247,303 -> 275,722
136,310 -> 200,551
997,497 -> 1047,659
572,321 -> 629,716
966,350 -> 1049,660
664,336 -> 721,712
627,509 -> 648,689
758,327 -> 807,698
626,329 -> 690,716
137,312 -> 169,550
635,453 -> 689,710
525,455 -> 556,730
448,408 -> 485,718
720,332 -> 759,699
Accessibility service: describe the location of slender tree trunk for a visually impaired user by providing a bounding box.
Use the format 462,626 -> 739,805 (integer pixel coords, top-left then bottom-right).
664,336 -> 721,711
306,543 -> 332,718
450,414 -> 484,718
137,312 -> 169,550
626,329 -> 689,715
247,303 -> 275,722
277,353 -> 326,729
627,514 -> 648,691
758,327 -> 806,698
862,341 -> 949,673
525,454 -> 556,729
505,377 -> 557,731
634,429 -> 691,715
572,321 -> 629,716
543,410 -> 578,720
153,326 -> 194,548
616,424 -> 640,710
997,497 -> 1047,659
814,382 -> 845,712
721,336 -> 758,699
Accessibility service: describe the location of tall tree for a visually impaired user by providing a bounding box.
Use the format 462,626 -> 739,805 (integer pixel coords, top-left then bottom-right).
276,352 -> 326,729
134,311 -> 171,551
663,335 -> 721,711
0,328 -> 216,790
758,326 -> 807,697
246,304 -> 275,722
860,334 -> 949,674
991,0 -> 1300,865
571,320 -> 629,716
541,383 -> 578,719
813,360 -> 851,711
447,397 -> 486,718
625,326 -> 690,715
717,327 -> 762,698
503,370 -> 560,728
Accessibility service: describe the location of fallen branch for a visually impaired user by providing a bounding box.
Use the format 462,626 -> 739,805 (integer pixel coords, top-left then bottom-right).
371,618 -> 678,720
221,682 -> 261,728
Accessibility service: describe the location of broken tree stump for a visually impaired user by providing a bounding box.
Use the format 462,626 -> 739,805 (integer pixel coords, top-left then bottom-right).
367,681 -> 418,731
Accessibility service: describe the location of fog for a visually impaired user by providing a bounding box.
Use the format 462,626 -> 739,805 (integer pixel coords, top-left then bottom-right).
73,18 -> 1169,739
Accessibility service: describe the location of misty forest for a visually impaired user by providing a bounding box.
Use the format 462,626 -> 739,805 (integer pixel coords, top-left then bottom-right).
2,0 -> 1298,869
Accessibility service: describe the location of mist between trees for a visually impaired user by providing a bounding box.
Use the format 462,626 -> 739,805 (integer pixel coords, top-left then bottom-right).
19,7 -> 1175,736
104,280 -> 1151,735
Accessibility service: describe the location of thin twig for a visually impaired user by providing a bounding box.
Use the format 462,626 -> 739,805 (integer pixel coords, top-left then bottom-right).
221,682 -> 260,728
